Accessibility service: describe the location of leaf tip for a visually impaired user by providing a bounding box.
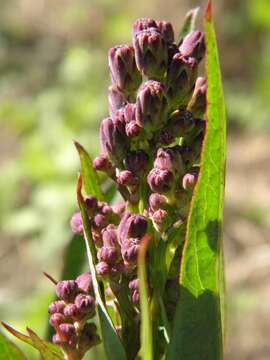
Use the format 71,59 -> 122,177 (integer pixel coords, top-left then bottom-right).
43,271 -> 58,285
205,0 -> 212,21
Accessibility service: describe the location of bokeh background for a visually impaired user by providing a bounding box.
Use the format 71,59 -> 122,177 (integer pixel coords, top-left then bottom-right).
0,0 -> 269,359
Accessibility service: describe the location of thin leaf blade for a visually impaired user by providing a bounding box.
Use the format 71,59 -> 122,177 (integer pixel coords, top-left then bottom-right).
0,331 -> 27,360
77,176 -> 127,360
168,1 -> 226,359
74,141 -> 105,200
178,6 -> 200,43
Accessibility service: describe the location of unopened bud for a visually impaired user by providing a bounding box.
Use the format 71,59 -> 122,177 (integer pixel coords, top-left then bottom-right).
75,294 -> 95,317
147,168 -> 174,193
179,31 -> 205,61
108,85 -> 127,116
182,172 -> 198,190
149,193 -> 168,211
187,76 -> 207,117
58,323 -> 77,348
97,246 -> 119,265
48,300 -> 66,315
125,149 -> 149,173
75,272 -> 93,294
96,261 -> 110,277
117,170 -> 139,187
156,20 -> 174,43
133,18 -> 158,37
55,280 -> 78,303
49,313 -> 66,328
70,212 -> 83,234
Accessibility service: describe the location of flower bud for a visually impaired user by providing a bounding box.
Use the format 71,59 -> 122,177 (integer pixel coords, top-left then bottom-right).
75,272 -> 93,294
92,214 -> 107,230
182,172 -> 198,190
48,300 -> 66,315
108,45 -> 141,93
136,81 -> 167,133
121,239 -> 140,264
147,168 -> 174,193
154,147 -> 184,175
58,323 -> 77,347
52,333 -> 62,345
93,154 -> 114,175
84,195 -> 98,213
70,212 -> 83,234
159,128 -> 175,145
156,20 -> 174,43
166,53 -> 198,108
148,193 -> 168,211
100,117 -> 127,163
132,290 -> 140,304
117,103 -> 136,124
63,304 -> 79,319
49,313 -> 66,328
117,170 -> 139,187
187,76 -> 207,117
133,18 -> 158,37
125,150 -> 149,173
102,225 -> 119,247
133,29 -> 168,79
96,261 -> 110,277
118,213 -> 148,244
152,209 -> 169,232
125,121 -> 141,137
55,280 -> 78,302
179,31 -> 205,61
108,84 -> 127,116
75,294 -> 95,317
128,278 -> 139,292
97,246 -> 119,265
111,202 -> 126,216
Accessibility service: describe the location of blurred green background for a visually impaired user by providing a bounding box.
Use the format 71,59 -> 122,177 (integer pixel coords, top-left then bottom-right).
0,0 -> 269,359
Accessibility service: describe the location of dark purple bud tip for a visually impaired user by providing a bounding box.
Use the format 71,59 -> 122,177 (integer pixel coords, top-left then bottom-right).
179,31 -> 205,61
84,195 -> 98,212
96,261 -> 110,277
70,212 -> 83,234
75,294 -> 95,316
55,280 -> 78,302
75,272 -> 93,294
108,85 -> 127,116
117,170 -> 139,187
147,168 -> 174,193
156,20 -> 174,43
149,193 -> 168,211
154,147 -> 184,175
108,45 -> 141,92
125,149 -> 149,173
133,18 -> 158,37
159,128 -> 175,145
102,225 -> 119,247
58,323 -> 77,347
136,80 -> 167,132
63,304 -> 79,319
125,121 -> 141,137
48,300 -> 66,315
128,214 -> 148,238
93,154 -> 113,173
182,173 -> 197,190
97,246 -> 119,265
49,313 -> 66,328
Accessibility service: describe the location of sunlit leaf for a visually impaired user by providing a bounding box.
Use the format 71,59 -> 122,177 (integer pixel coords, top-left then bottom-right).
168,1 -> 226,359
0,331 -> 27,360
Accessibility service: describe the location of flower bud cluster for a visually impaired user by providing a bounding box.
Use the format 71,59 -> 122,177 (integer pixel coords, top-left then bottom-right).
48,273 -> 100,358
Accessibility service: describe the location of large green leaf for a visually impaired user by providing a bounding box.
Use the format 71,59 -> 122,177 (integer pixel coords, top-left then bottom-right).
168,1 -> 226,359
74,141 -> 105,200
138,236 -> 153,360
2,323 -> 63,360
0,331 -> 27,360
77,176 -> 127,360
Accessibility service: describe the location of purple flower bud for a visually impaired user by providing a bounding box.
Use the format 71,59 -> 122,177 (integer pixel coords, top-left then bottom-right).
111,202 -> 126,216
63,304 -> 79,319
132,290 -> 140,304
78,323 -> 100,354
92,214 -> 107,230
118,213 -> 148,244
49,313 -> 66,328
147,168 -> 174,193
179,31 -> 205,61
121,239 -> 140,264
96,261 -> 110,276
48,300 -> 66,315
154,147 -> 184,175
156,20 -> 174,43
93,154 -> 114,174
108,84 -> 127,116
152,209 -> 169,232
75,272 -> 93,294
58,323 -> 77,347
133,18 -> 158,37
108,45 -> 141,92
166,53 -> 198,108
75,294 -> 95,317
100,117 -> 127,163
84,195 -> 98,213
116,103 -> 136,124
52,333 -> 62,345
187,76 -> 207,117
149,193 -> 168,211
133,29 -> 168,79
70,212 -> 83,234
98,202 -> 113,217
136,81 -> 167,133
102,225 -> 119,247
182,172 -> 198,190
125,150 -> 149,173
125,121 -> 141,137
117,170 -> 139,187
97,246 -> 119,265
128,278 -> 139,291
55,280 -> 78,302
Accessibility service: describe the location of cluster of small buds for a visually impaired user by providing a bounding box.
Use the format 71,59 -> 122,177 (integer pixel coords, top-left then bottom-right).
48,273 -> 100,359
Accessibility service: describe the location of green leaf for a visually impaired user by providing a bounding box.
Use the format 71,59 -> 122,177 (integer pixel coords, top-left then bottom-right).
2,323 -> 63,360
178,6 -> 200,43
0,331 -> 27,360
138,236 -> 153,360
77,176 -> 127,360
168,1 -> 226,359
74,141 -> 105,200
